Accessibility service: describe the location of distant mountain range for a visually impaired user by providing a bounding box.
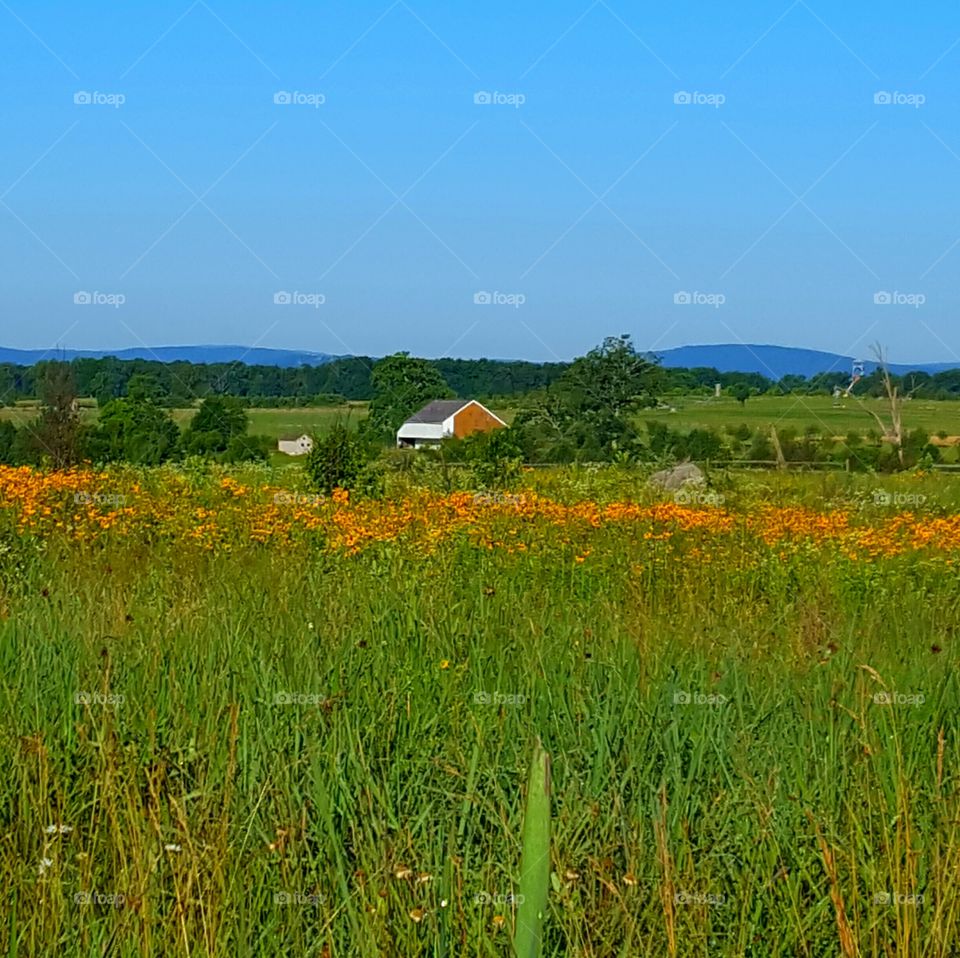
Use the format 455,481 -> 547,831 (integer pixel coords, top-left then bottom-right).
1,343 -> 958,378
0,345 -> 338,367
651,344 -> 960,378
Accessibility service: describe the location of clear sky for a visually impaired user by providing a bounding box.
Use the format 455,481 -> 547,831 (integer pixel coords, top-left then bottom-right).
1,1 -> 959,363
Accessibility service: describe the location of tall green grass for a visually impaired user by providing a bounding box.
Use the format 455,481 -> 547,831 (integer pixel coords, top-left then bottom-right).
0,478 -> 958,955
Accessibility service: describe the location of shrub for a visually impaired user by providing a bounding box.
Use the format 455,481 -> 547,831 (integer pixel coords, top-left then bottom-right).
304,424 -> 367,495
466,428 -> 523,489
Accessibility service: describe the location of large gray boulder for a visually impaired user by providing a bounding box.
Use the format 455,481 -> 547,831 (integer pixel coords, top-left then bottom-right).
649,462 -> 705,492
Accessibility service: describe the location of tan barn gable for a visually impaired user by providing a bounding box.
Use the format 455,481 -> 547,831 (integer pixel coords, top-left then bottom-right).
396,400 -> 506,448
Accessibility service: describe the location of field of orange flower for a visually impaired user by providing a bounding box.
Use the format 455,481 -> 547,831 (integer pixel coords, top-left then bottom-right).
3,463 -> 960,564
0,463 -> 958,956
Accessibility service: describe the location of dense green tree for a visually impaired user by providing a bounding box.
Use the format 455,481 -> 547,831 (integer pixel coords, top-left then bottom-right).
0,421 -> 17,464
125,372 -> 169,404
30,362 -> 85,467
730,383 -> 751,405
91,399 -> 180,465
183,397 -> 248,455
515,335 -> 660,459
363,353 -> 454,441
557,335 -> 659,423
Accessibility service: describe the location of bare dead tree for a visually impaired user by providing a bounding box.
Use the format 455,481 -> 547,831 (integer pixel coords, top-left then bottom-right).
857,344 -> 905,467
770,425 -> 787,470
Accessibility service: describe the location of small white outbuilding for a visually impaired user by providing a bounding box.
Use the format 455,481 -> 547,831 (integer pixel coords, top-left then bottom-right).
277,434 -> 314,456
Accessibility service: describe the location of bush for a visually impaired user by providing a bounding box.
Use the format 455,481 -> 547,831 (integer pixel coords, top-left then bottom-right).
304,424 -> 367,495
183,397 -> 248,455
465,428 -> 523,489
222,434 -> 272,464
0,421 -> 18,465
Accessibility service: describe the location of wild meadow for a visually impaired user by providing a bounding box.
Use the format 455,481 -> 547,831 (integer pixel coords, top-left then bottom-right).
0,461 -> 958,956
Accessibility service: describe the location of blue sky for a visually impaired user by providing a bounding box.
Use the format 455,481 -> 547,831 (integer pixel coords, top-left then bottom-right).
1,1 -> 959,362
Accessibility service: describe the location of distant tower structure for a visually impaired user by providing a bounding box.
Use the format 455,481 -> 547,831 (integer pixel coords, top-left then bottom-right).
715,382 -> 722,398
844,359 -> 865,397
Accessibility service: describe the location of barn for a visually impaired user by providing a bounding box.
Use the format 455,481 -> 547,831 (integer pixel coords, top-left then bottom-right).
396,400 -> 506,449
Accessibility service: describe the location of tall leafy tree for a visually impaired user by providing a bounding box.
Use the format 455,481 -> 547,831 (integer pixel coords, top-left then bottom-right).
555,335 -> 660,452
363,352 -> 453,440
0,420 -> 18,465
30,362 -> 85,468
92,399 -> 180,464
125,372 -> 169,404
183,396 -> 248,455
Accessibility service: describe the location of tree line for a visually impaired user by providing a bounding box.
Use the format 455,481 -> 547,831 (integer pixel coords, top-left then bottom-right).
0,338 -> 955,472
3,353 -> 960,408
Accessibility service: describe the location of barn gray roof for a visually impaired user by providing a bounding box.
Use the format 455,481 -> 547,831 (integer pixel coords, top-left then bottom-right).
404,399 -> 471,424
